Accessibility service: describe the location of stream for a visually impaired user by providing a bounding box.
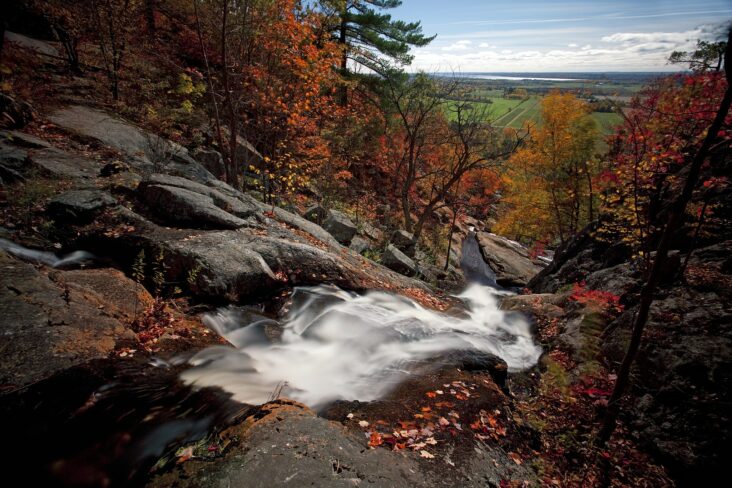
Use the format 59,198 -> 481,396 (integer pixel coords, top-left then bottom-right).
181,283 -> 541,409
178,233 -> 541,409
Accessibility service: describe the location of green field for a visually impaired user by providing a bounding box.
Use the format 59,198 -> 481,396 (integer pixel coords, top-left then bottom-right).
590,111 -> 623,135
443,82 -> 625,154
443,98 -> 524,122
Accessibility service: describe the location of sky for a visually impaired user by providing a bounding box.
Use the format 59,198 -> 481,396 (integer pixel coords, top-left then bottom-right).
389,0 -> 732,72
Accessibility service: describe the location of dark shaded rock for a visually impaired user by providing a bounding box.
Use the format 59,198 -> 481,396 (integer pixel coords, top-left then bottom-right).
349,235 -> 370,255
584,262 -> 639,298
0,130 -> 52,148
476,232 -> 541,287
323,209 -> 357,245
528,223 -> 603,293
461,232 -> 497,286
0,93 -> 35,129
303,203 -> 327,224
99,160 -> 129,176
391,229 -> 416,257
381,244 -> 416,276
192,148 -> 225,180
437,350 -> 509,389
4,31 -> 58,57
599,256 -> 732,485
48,189 -> 116,223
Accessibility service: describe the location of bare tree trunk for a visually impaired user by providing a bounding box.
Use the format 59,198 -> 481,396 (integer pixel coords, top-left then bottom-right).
596,33 -> 732,447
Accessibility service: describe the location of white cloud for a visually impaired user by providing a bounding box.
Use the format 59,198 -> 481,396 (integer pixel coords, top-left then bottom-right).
442,40 -> 472,51
408,22 -> 729,72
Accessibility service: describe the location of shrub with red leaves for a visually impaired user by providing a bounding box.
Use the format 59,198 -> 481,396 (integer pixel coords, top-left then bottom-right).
569,281 -> 624,314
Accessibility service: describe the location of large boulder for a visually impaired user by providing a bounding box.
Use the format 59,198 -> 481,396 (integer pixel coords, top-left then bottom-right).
48,189 -> 116,223
138,183 -> 249,230
381,244 -> 416,276
476,232 -> 541,287
349,235 -> 371,255
302,203 -> 327,225
391,229 -> 416,257
322,209 -> 357,245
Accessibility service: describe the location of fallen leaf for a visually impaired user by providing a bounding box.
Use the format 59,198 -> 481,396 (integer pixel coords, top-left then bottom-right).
177,446 -> 194,463
508,452 -> 523,465
368,432 -> 383,447
358,420 -> 370,428
420,450 -> 435,459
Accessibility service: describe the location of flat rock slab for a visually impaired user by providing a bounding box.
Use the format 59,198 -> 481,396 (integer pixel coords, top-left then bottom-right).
148,401 -> 426,488
48,106 -> 215,183
5,31 -> 59,57
0,250 -> 134,388
30,147 -> 101,179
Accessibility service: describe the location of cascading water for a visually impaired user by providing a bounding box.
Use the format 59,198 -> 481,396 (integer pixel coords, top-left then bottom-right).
181,280 -> 542,409
460,230 -> 497,286
0,238 -> 94,268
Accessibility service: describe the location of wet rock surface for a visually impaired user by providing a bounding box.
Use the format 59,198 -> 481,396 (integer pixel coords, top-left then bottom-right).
476,232 -> 542,287
148,401 -> 426,488
0,250 -> 133,388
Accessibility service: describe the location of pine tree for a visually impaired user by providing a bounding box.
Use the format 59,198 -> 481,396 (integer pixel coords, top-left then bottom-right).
319,0 -> 434,103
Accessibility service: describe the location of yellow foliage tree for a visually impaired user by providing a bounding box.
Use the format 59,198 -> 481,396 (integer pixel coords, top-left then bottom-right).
495,91 -> 598,244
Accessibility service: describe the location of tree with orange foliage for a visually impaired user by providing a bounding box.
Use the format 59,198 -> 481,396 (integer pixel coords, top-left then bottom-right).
380,71 -> 514,243
495,91 -> 598,244
193,0 -> 341,195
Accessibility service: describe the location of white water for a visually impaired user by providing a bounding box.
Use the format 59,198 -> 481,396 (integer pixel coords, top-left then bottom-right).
181,284 -> 541,408
0,238 -> 94,268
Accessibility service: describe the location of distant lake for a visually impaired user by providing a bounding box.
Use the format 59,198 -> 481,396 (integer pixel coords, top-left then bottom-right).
432,72 -> 670,83
464,74 -> 584,81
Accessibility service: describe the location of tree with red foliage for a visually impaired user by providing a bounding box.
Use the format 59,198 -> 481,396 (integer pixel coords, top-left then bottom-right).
192,0 -> 342,194
597,63 -> 732,263
596,29 -> 732,448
